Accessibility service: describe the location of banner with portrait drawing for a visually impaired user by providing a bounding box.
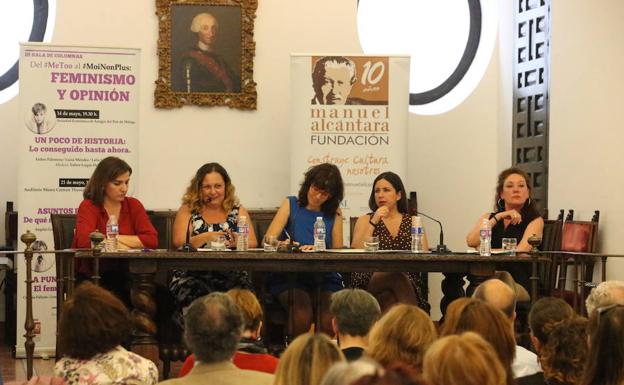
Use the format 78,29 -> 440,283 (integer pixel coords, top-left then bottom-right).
16,43 -> 140,357
290,55 -> 410,244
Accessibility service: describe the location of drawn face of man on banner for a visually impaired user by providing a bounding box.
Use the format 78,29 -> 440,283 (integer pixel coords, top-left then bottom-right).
311,56 -> 357,105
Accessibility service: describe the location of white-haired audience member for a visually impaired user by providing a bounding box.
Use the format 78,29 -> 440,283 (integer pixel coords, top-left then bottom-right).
585,280 -> 624,315
329,288 -> 381,361
473,279 -> 541,379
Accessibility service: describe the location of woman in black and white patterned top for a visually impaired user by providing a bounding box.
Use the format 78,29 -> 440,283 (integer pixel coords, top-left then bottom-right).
169,163 -> 256,324
351,172 -> 430,313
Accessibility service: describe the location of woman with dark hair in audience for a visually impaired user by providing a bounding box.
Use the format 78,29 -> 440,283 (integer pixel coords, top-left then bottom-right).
178,288 -> 279,376
424,332 -> 506,385
54,282 -> 158,385
366,304 -> 437,371
73,157 -> 158,299
466,167 -> 544,294
265,163 -> 344,336
170,163 -> 256,325
581,304 -> 624,385
440,298 -> 516,385
350,172 -> 429,312
273,333 -> 344,385
528,297 -> 576,354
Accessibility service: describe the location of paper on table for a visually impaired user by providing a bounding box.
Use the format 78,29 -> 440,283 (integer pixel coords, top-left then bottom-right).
197,248 -> 231,252
466,248 -> 509,254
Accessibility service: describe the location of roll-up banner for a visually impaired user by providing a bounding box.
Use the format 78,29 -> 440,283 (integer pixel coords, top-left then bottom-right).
16,43 -> 141,357
290,55 -> 410,243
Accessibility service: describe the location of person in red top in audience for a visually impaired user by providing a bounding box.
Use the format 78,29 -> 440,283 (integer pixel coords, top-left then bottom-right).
72,157 -> 157,302
178,289 -> 278,376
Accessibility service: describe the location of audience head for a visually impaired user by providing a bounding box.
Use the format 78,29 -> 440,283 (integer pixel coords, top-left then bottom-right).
183,292 -> 244,364
582,304 -> 624,385
494,167 -> 539,216
182,162 -> 237,213
539,316 -> 588,385
225,288 -> 263,335
423,332 -> 506,385
368,172 -> 409,214
586,280 -> 624,315
367,304 -> 437,370
298,163 -> 344,217
319,358 -> 382,385
330,288 -> 381,338
58,281 -> 130,360
83,157 -> 132,205
351,362 -> 425,385
440,298 -> 515,385
528,296 -> 575,350
472,278 -> 517,320
274,333 -> 345,385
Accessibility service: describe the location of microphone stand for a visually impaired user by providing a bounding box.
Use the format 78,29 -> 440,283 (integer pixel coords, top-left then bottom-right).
178,214 -> 197,252
417,211 -> 449,253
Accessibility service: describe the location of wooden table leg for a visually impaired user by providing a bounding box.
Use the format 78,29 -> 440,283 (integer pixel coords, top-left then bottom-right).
440,273 -> 465,317
129,262 -> 158,365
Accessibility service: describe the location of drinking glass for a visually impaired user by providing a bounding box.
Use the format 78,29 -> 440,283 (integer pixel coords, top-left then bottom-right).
502,238 -> 517,256
364,236 -> 380,252
263,235 -> 279,252
211,234 -> 227,251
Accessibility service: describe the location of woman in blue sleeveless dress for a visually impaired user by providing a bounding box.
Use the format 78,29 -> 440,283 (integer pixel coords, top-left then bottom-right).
265,163 -> 345,337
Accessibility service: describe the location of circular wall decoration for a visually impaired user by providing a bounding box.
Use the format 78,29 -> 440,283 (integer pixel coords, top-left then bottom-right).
357,0 -> 497,115
0,0 -> 56,105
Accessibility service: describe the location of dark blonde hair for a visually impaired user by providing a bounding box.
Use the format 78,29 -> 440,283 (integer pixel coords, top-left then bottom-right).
366,304 -> 437,369
83,157 -> 132,205
58,282 -> 129,359
424,332 -> 506,385
226,288 -> 262,331
182,163 -> 238,213
440,298 -> 515,385
274,333 -> 344,385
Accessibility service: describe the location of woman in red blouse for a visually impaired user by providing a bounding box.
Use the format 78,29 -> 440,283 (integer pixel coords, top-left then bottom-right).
72,157 -> 158,301
73,156 -> 158,250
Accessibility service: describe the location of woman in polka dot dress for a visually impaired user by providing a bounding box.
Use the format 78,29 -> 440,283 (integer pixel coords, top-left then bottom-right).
351,172 -> 430,313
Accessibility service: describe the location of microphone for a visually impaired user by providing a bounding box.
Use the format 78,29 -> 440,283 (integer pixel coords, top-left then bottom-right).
416,210 -> 449,253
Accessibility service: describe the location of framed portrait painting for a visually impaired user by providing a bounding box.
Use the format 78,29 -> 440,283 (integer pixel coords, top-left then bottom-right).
155,0 -> 257,109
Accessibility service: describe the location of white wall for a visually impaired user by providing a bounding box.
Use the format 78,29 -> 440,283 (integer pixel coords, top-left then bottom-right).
550,0 -> 624,278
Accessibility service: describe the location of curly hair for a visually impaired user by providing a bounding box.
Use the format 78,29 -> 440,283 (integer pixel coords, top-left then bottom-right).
181,163 -> 238,214
539,317 -> 588,385
585,280 -> 624,315
366,304 -> 437,370
297,163 -> 344,217
528,297 -> 575,344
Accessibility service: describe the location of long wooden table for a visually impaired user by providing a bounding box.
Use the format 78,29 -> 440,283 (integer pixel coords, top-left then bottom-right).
62,249 -> 548,364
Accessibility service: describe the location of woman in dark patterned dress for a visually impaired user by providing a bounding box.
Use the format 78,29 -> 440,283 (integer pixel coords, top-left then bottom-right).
169,163 -> 257,325
351,172 -> 430,313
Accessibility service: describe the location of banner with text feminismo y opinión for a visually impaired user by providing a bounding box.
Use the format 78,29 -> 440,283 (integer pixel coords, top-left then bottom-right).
17,43 -> 140,357
290,55 -> 410,244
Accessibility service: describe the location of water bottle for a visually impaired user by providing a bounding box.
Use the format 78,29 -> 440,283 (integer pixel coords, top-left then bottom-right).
479,218 -> 492,256
313,216 -> 326,251
411,216 -> 424,252
105,214 -> 119,252
236,215 -> 249,251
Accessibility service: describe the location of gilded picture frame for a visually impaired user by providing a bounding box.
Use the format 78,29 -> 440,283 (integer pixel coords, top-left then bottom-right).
154,0 -> 257,109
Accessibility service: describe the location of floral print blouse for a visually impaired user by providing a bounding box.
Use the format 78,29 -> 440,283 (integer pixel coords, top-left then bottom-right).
54,345 -> 158,385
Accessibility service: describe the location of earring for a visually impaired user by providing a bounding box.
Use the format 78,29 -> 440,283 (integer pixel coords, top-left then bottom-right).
497,198 -> 505,209
526,198 -> 532,206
